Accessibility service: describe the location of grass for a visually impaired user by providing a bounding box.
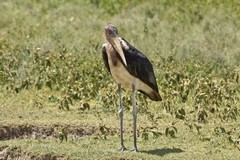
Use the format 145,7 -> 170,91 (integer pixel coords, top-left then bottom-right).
1,88 -> 240,159
0,0 -> 240,159
1,121 -> 240,159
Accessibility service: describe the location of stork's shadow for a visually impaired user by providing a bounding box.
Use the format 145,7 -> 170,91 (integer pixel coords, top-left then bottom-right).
141,148 -> 184,156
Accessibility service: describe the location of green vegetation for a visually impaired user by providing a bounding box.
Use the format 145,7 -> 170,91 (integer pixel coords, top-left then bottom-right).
0,0 -> 240,159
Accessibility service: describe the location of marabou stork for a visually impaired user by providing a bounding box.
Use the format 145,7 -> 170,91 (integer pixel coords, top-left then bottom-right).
102,23 -> 162,152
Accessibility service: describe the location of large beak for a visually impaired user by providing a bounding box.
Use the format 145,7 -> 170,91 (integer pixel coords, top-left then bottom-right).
111,37 -> 127,66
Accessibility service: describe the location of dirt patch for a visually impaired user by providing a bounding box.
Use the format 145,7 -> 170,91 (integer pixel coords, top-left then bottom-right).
0,124 -> 95,141
0,124 -> 115,159
0,145 -> 69,160
0,125 -> 97,159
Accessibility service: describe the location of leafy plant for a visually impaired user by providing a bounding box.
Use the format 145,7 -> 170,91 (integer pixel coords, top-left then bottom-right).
58,127 -> 68,143
165,122 -> 178,138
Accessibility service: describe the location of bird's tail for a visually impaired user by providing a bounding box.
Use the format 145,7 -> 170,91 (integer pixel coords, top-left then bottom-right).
139,90 -> 162,101
149,91 -> 162,101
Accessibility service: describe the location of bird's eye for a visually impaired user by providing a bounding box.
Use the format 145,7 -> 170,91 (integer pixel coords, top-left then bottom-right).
109,30 -> 115,36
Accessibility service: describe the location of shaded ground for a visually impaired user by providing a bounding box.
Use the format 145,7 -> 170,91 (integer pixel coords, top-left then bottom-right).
141,148 -> 184,156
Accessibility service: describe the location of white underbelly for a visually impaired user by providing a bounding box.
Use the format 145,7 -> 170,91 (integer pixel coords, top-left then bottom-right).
110,61 -> 135,89
104,42 -> 154,95
109,61 -> 153,95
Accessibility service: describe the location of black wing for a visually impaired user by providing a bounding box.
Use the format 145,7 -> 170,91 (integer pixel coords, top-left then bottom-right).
102,44 -> 111,73
120,38 -> 159,93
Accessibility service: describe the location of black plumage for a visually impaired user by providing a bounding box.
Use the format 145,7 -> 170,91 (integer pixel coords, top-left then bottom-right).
102,46 -> 110,72
121,38 -> 160,97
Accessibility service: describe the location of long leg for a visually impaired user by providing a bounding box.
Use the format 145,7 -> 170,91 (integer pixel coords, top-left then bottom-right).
132,84 -> 138,152
118,84 -> 126,151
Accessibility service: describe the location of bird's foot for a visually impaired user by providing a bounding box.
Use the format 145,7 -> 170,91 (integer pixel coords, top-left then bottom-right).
118,108 -> 123,114
131,147 -> 138,152
119,145 -> 127,151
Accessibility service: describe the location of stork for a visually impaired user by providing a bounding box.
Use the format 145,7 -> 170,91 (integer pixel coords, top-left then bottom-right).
102,23 -> 162,152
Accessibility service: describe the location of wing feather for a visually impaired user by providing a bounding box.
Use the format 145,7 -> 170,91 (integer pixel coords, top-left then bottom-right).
102,44 -> 111,73
120,38 -> 159,93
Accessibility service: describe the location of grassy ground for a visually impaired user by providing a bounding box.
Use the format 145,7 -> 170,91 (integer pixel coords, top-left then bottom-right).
0,0 -> 240,159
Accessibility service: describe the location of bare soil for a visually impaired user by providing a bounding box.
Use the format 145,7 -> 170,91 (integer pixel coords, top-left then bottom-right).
0,145 -> 69,160
0,145 -> 66,160
0,124 -> 95,140
0,124 -> 96,160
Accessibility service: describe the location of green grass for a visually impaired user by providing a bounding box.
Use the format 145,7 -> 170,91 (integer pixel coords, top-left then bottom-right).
0,0 -> 240,159
1,121 -> 240,159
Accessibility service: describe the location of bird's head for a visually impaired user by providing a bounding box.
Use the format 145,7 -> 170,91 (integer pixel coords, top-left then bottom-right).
104,23 -> 118,38
104,23 -> 127,66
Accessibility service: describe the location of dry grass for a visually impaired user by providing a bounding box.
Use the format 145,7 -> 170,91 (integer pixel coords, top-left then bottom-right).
0,0 -> 240,159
